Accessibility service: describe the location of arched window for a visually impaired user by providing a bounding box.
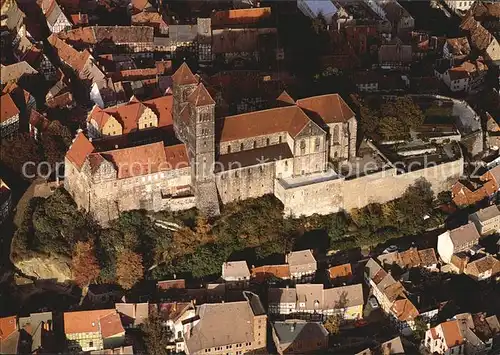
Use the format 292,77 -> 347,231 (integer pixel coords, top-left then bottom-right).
240,142 -> 244,151
333,125 -> 340,144
227,145 -> 231,154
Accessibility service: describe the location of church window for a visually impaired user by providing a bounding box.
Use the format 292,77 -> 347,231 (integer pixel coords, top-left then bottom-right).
266,138 -> 270,146
333,125 -> 340,143
227,145 -> 231,154
315,137 -> 320,152
300,140 -> 306,154
240,143 -> 244,151
253,141 -> 257,149
279,136 -> 282,144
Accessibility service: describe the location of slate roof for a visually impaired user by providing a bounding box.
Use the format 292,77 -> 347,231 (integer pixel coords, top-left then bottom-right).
216,143 -> 293,171
272,320 -> 327,348
448,222 -> 481,250
186,301 -> 255,353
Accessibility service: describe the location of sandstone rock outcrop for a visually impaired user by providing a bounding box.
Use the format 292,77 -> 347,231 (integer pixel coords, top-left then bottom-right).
14,256 -> 73,282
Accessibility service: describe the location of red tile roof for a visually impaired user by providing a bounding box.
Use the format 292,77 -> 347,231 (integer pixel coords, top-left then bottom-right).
328,263 -> 353,280
90,95 -> 173,133
0,316 -> 17,341
441,320 -> 465,348
157,279 -> 186,290
64,309 -> 117,335
187,83 -> 215,106
172,62 -> 198,86
97,142 -> 189,179
0,94 -> 20,123
66,132 -> 95,169
99,312 -> 125,339
219,105 -> 310,142
251,264 -> 290,282
47,34 -> 90,72
296,94 -> 355,124
391,297 -> 419,321
211,7 -> 272,27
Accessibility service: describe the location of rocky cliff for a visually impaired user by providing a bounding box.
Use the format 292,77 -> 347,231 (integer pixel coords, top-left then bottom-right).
14,256 -> 73,283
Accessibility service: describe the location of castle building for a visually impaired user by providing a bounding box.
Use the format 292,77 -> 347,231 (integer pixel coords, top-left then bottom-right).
65,63 -> 462,224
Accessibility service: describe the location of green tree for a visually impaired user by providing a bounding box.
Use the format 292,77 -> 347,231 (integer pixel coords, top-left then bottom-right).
0,133 -> 42,179
141,309 -> 171,355
41,120 -> 72,168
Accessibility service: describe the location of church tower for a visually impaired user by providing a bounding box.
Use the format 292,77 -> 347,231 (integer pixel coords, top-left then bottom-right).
172,63 -> 220,216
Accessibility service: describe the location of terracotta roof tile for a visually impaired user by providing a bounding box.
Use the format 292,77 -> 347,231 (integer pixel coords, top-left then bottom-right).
251,264 -> 290,282
0,316 -> 17,341
102,102 -> 146,134
158,302 -> 192,322
47,34 -> 90,72
163,144 -> 190,170
66,132 -> 95,169
187,83 -> 215,106
95,142 -> 188,179
219,105 -> 310,142
440,320 -> 465,348
211,7 -> 271,27
64,309 -> 117,335
391,297 -> 419,321
99,312 -> 125,338
0,94 -> 20,123
296,94 -> 355,124
29,110 -> 50,132
276,90 -> 295,105
328,263 -> 353,280
157,279 -> 186,290
172,62 -> 198,86
143,95 -> 174,127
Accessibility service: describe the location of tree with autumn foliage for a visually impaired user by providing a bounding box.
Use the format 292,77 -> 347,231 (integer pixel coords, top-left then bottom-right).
116,249 -> 144,289
71,240 -> 100,287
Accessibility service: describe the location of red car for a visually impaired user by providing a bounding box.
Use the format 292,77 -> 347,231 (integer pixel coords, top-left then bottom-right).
354,319 -> 368,328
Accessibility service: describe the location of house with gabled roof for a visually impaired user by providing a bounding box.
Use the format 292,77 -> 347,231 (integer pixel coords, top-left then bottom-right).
267,283 -> 364,320
437,222 -> 482,263
0,93 -> 20,138
63,309 -> 125,352
469,205 -> 500,235
364,258 -> 419,335
425,319 -> 465,354
40,0 -> 72,33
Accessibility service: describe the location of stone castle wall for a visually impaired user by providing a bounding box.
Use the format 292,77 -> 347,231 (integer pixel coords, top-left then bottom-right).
278,157 -> 463,217
215,162 -> 276,204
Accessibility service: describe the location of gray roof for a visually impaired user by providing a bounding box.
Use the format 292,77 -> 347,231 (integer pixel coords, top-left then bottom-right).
471,205 -> 500,223
186,301 -> 255,353
296,284 -> 324,309
323,284 -> 364,309
365,258 -> 383,279
380,336 -> 405,354
18,312 -> 53,352
0,62 -> 38,84
222,261 -> 250,279
286,249 -> 316,274
449,222 -> 481,249
272,320 -> 327,348
378,44 -> 412,64
268,287 -> 297,304
93,26 -> 154,43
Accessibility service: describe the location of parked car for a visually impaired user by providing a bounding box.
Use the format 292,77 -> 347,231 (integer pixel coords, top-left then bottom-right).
383,245 -> 398,254
355,319 -> 368,327
368,296 -> 379,309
